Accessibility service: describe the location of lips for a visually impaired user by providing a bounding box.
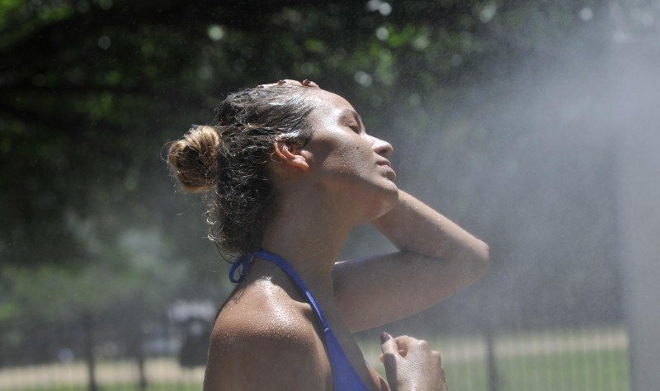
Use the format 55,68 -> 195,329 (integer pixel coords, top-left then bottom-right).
377,158 -> 393,168
377,159 -> 396,178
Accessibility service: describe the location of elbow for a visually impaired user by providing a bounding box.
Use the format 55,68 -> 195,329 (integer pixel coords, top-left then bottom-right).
479,240 -> 491,273
470,240 -> 490,280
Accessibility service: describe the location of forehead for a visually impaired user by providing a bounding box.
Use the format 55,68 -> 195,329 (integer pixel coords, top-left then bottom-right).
306,89 -> 357,120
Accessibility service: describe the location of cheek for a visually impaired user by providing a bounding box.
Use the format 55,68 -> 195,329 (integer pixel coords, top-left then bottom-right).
322,141 -> 365,173
342,143 -> 373,178
309,132 -> 374,180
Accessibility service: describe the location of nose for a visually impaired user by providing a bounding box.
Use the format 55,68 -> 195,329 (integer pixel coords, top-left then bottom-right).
372,136 -> 393,158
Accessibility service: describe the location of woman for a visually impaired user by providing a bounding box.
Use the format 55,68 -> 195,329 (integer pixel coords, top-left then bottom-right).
168,79 -> 489,390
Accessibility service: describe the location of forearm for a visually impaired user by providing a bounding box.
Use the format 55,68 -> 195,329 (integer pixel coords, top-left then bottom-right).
372,190 -> 489,267
334,191 -> 489,330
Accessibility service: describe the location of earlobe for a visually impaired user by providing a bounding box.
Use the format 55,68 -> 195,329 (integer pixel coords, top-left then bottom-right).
274,140 -> 309,171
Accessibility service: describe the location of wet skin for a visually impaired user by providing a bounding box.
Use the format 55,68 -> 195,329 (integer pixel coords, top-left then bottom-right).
207,87 -> 397,390
296,89 -> 400,224
203,81 -> 487,391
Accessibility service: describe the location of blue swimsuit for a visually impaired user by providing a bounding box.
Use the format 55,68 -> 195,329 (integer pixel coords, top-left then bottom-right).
230,250 -> 370,391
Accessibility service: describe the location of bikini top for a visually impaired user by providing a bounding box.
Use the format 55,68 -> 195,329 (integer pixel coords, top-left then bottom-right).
230,250 -> 370,391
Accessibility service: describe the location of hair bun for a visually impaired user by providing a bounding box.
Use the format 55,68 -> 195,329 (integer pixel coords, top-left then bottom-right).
167,125 -> 221,193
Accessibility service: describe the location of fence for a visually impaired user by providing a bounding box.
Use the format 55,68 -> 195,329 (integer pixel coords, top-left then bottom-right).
0,321 -> 629,391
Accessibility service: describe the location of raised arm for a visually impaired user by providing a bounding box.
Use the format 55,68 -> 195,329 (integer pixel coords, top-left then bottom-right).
333,190 -> 489,332
373,190 -> 489,266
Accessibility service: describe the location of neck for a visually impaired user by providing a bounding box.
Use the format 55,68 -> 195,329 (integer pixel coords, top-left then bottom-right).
258,186 -> 358,296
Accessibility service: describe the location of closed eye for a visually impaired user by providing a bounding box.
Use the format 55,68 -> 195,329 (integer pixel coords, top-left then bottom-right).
339,109 -> 365,134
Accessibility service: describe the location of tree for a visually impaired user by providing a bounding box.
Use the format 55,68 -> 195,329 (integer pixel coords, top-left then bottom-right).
1,0 -> 657,369
1,0 -> 621,266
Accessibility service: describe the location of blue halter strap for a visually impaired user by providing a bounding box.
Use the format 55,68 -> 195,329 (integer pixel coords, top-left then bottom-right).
228,253 -> 254,283
227,250 -> 370,391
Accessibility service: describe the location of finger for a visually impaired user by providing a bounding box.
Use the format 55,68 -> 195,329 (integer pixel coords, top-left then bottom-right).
432,349 -> 443,367
379,350 -> 406,365
380,332 -> 401,370
380,332 -> 398,356
302,79 -> 320,88
390,335 -> 420,357
380,332 -> 400,387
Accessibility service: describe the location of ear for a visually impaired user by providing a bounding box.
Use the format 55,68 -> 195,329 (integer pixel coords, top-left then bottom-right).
273,140 -> 309,171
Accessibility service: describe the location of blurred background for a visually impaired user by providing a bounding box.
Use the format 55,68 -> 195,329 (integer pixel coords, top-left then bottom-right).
1,0 -> 659,390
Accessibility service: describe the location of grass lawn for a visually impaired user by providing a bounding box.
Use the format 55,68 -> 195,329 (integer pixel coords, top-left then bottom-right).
1,328 -> 630,391
442,348 -> 630,391
23,385 -> 199,391
357,327 -> 630,391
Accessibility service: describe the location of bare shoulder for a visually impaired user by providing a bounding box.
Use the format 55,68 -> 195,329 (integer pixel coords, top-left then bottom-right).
203,280 -> 331,391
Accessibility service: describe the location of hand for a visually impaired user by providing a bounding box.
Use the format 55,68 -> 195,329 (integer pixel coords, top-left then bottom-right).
380,333 -> 448,391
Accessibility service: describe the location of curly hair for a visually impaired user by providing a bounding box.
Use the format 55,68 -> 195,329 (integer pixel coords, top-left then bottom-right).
167,86 -> 317,254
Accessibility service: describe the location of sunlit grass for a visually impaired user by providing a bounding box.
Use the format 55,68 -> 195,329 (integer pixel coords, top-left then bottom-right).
440,348 -> 630,391
357,327 -> 630,391
20,385 -> 200,391
1,328 -> 629,391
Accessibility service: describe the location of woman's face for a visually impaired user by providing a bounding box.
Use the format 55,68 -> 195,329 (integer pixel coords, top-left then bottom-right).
301,90 -> 399,219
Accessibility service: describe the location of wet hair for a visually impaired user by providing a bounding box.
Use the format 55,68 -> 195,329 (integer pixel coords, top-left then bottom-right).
167,86 -> 317,254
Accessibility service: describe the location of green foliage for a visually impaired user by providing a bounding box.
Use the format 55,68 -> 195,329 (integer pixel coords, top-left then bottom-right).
1,0 -> 658,355
0,224 -> 195,358
0,0 -> 619,266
